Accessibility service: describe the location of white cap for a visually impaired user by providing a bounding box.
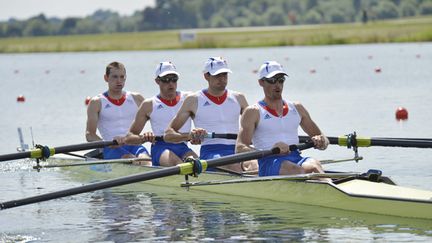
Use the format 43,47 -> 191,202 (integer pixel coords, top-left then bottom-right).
258,61 -> 288,79
203,57 -> 232,75
155,61 -> 179,78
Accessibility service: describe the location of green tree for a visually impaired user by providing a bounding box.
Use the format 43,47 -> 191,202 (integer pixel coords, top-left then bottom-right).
373,0 -> 400,19
4,20 -> 23,37
264,6 -> 287,25
210,15 -> 230,27
59,18 -> 79,35
22,18 -> 50,36
304,9 -> 322,24
400,0 -> 418,17
420,0 -> 432,15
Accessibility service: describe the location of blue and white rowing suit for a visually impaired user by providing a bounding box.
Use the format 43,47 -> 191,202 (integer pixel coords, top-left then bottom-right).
252,100 -> 309,176
98,91 -> 148,159
149,91 -> 193,166
194,89 -> 241,160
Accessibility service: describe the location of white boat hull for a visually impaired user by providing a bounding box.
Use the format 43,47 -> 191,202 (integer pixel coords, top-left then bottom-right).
53,159 -> 432,220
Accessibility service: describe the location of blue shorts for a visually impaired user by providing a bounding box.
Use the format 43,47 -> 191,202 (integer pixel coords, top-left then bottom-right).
200,144 -> 235,160
258,150 -> 309,176
200,144 -> 235,171
151,141 -> 193,166
103,145 -> 149,160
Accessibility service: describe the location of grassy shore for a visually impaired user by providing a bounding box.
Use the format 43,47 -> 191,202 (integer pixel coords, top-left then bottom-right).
1,16 -> 431,53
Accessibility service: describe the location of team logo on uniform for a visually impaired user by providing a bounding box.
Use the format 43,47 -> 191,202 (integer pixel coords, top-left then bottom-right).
157,104 -> 164,109
264,113 -> 272,119
104,104 -> 111,109
203,101 -> 211,106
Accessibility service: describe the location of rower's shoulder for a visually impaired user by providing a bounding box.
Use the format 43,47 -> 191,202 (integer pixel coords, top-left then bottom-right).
244,104 -> 260,113
129,92 -> 145,105
229,89 -> 246,97
180,90 -> 194,97
292,101 -> 304,109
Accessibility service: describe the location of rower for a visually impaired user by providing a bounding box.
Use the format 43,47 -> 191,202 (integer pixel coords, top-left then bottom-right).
164,57 -> 257,172
85,61 -> 149,160
236,61 -> 329,176
122,61 -> 198,166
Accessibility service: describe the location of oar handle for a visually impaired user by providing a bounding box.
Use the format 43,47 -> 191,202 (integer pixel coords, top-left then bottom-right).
290,141 -> 315,151
206,133 -> 238,139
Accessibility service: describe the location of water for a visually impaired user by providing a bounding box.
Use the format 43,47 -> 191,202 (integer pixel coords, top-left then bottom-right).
1,43 -> 432,242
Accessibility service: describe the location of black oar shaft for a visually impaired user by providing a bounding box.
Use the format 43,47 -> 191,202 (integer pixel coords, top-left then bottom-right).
0,166 -> 180,210
0,147 -> 286,210
299,135 -> 432,148
0,140 -> 117,162
370,139 -> 432,148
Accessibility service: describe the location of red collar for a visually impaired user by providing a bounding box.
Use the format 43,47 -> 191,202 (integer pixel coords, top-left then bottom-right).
203,89 -> 227,105
258,100 -> 288,117
104,92 -> 126,106
158,92 -> 180,107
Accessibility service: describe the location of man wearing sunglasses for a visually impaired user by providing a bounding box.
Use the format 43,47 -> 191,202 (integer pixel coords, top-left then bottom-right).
236,61 -> 329,176
86,61 -> 149,160
165,57 -> 257,172
123,61 -> 197,166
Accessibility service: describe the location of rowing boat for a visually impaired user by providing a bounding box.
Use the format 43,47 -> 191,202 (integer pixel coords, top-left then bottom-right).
3,134 -> 431,219
50,156 -> 432,220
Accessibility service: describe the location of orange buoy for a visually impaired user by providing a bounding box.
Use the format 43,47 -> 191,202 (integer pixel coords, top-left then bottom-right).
85,96 -> 91,105
395,107 -> 408,120
17,95 -> 26,102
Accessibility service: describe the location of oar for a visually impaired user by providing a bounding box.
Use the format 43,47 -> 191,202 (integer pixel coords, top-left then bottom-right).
35,157 -> 151,169
0,143 -> 313,210
206,133 -> 238,139
0,140 -> 117,162
372,137 -> 432,142
299,135 -> 432,148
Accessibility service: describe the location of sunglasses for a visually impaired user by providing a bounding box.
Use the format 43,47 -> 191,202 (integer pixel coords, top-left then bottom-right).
159,76 -> 178,83
262,76 -> 285,84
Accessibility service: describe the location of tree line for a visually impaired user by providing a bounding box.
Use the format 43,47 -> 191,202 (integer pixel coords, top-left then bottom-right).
1,0 -> 432,38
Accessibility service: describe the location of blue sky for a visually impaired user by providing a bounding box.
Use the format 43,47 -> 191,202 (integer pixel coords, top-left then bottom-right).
0,0 -> 155,21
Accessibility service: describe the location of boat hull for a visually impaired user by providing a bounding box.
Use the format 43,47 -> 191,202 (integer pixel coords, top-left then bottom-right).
55,160 -> 432,220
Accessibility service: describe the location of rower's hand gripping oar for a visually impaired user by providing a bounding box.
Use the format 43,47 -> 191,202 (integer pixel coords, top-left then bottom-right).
0,142 -> 313,210
0,140 -> 118,162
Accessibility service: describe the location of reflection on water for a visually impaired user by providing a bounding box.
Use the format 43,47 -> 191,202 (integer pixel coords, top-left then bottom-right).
1,167 -> 432,242
47,181 -> 432,242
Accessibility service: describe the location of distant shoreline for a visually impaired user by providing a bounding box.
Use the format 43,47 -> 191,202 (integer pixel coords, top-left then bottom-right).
1,16 -> 431,53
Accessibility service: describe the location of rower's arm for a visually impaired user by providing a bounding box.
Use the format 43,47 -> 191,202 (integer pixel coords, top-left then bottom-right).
164,95 -> 197,143
295,102 -> 329,150
125,99 -> 152,145
234,92 -> 249,114
85,97 -> 103,142
236,105 -> 259,153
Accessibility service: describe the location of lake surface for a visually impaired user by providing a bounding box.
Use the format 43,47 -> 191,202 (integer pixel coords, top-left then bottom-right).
1,43 -> 432,242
